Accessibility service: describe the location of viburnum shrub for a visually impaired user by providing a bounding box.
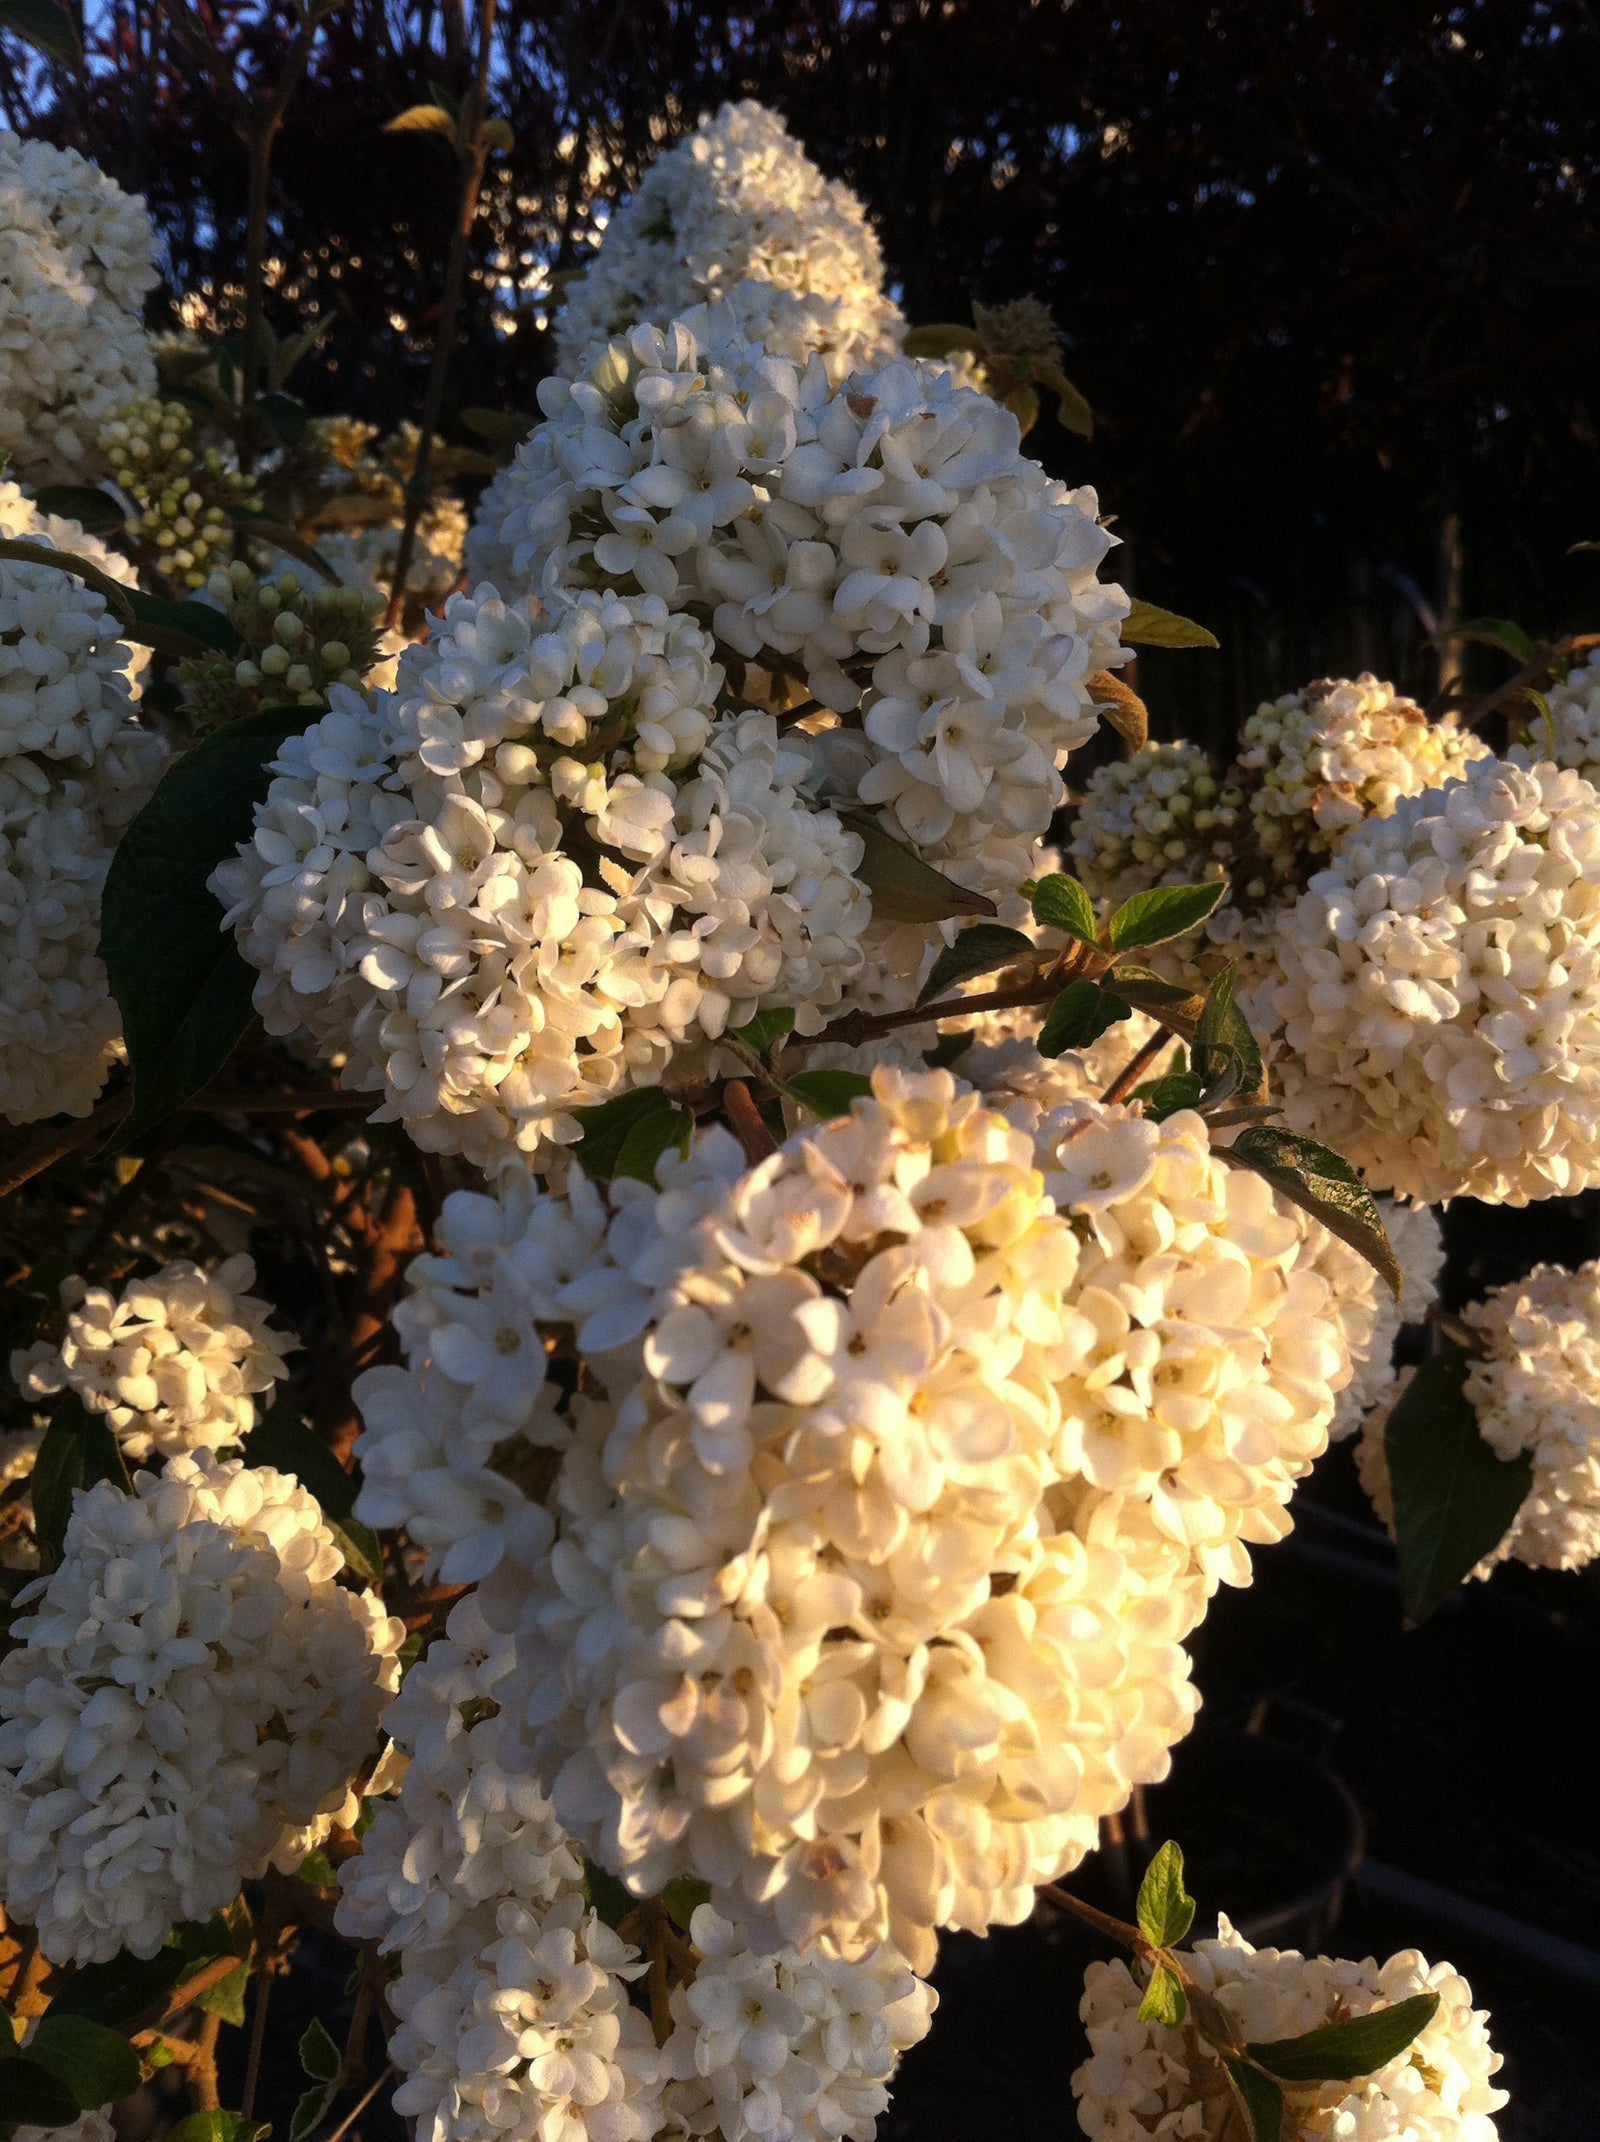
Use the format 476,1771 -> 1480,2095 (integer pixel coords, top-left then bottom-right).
0,32 -> 1582,2138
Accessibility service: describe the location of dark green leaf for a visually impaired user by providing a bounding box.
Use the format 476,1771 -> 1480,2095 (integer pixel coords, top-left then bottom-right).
1130,1072 -> 1205,1122
1136,1962 -> 1187,2028
583,1858 -> 636,1931
1135,1840 -> 1196,1949
1029,873 -> 1099,945
923,1030 -> 974,1070
917,924 -> 1035,1005
842,813 -> 997,923
460,406 -> 537,447
1384,1348 -> 1533,1623
1111,969 -> 1209,1033
291,2082 -> 338,2142
1222,2058 -> 1283,2142
328,1515 -> 382,1584
731,1006 -> 796,1052
169,1906 -> 252,2025
1230,1127 -> 1400,1299
613,1102 -> 693,1185
254,391 -> 309,446
31,1393 -> 133,1564
101,708 -> 312,1149
43,1946 -> 184,2030
785,1070 -> 873,1118
662,1877 -> 712,1933
29,485 -> 125,534
569,1088 -> 676,1179
124,589 -> 245,659
229,512 -> 334,579
1435,616 -> 1537,664
1249,1992 -> 1440,2083
27,2015 -> 141,2109
244,1400 -> 357,1519
1037,981 -> 1130,1057
0,2058 -> 81,2127
1108,881 -> 1225,953
296,1851 -> 339,1890
1121,599 -> 1220,650
299,2017 -> 341,2084
1192,965 -> 1264,1103
0,0 -> 81,62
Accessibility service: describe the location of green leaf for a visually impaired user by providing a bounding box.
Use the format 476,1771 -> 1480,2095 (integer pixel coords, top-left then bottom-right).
0,0 -> 81,63
124,589 -> 245,659
299,2017 -> 341,2084
1130,1072 -> 1205,1122
1121,599 -> 1220,650
1229,1127 -> 1400,1299
731,1006 -> 796,1052
0,2058 -> 81,2127
252,393 -> 309,448
101,708 -> 312,1149
169,1906 -> 252,2026
229,511 -> 333,579
1135,1840 -> 1196,1949
1435,616 -> 1537,664
31,1393 -> 133,1563
291,2081 -> 338,2142
662,1877 -> 712,1933
1029,872 -> 1099,945
1136,1962 -> 1187,2028
1384,1348 -> 1533,1623
331,1516 -> 383,1585
917,924 -> 1035,1005
296,1850 -> 339,1890
842,813 -> 997,923
1112,969 -> 1209,1033
613,1100 -> 694,1185
901,323 -> 985,360
460,406 -> 537,447
1108,881 -> 1225,952
43,1946 -> 185,2030
582,1858 -> 636,1932
923,1030 -> 974,1070
1222,2058 -> 1283,2142
1190,965 -> 1265,1105
1038,981 -> 1130,1057
168,2116 -> 269,2142
1038,364 -> 1094,439
1248,1992 -> 1440,2083
29,484 -> 125,534
785,1070 -> 874,1119
385,101 -> 458,140
244,1400 -> 357,1519
26,2015 -> 141,2109
569,1087 -> 676,1179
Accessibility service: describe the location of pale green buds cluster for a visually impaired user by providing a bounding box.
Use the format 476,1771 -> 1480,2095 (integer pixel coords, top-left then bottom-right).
180,562 -> 379,731
1069,740 -> 1244,906
99,396 -> 260,590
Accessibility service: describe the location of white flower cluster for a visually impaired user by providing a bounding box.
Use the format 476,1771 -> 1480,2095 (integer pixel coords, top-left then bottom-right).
360,1066 -> 1352,1972
0,481 -> 166,1124
1510,645 -> 1600,784
1072,1918 -> 1506,2141
213,583 -> 870,1168
1322,1200 -> 1444,1442
0,132 -> 157,483
471,314 -> 1129,905
554,101 -> 904,381
10,1254 -> 296,1463
1359,1258 -> 1600,1574
1069,743 -> 1243,907
0,1451 -> 402,1962
1245,755 -> 1600,1204
318,493 -> 468,619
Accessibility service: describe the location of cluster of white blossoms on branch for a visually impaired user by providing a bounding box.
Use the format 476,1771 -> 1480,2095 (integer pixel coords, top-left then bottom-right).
212,584 -> 870,1168
1244,754 -> 1600,1205
1509,644 -> 1600,785
1360,1258 -> 1600,1576
1072,1920 -> 1506,2141
0,480 -> 166,1124
0,131 -> 157,483
554,100 -> 905,381
10,1253 -> 297,1462
0,1451 -> 403,1962
1070,743 -> 1244,907
358,1065 -> 1356,1974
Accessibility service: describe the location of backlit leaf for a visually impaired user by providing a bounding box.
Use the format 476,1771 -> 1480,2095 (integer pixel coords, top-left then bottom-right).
1229,1127 -> 1399,1298
1248,1992 -> 1441,2082
1384,1348 -> 1533,1623
917,924 -> 1035,1004
1038,981 -> 1130,1057
843,813 -> 997,923
1121,599 -> 1220,650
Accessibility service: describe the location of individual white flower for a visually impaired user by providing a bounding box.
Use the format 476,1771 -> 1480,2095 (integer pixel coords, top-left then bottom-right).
0,1451 -> 403,1962
1359,1258 -> 1600,1575
10,1255 -> 297,1462
1069,743 -> 1242,908
554,101 -> 904,380
1072,1918 -> 1506,2141
212,585 -> 871,1170
0,132 -> 157,483
1508,645 -> 1600,784
469,1066 -> 1348,1970
1244,755 -> 1600,1204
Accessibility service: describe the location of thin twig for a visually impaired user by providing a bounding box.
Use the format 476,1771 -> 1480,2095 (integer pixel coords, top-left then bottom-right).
239,1951 -> 275,2122
805,971 -> 1068,1053
1040,1882 -> 1153,1961
318,2064 -> 396,2142
1098,1027 -> 1170,1106
724,1080 -> 778,1164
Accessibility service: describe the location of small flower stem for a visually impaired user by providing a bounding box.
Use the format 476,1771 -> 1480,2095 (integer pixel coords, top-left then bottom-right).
318,2064 -> 396,2142
239,1950 -> 275,2123
724,1079 -> 779,1164
1098,1027 -> 1170,1105
1040,1881 -> 1154,1961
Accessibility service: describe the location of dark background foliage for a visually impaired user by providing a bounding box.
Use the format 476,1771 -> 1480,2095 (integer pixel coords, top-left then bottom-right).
7,0 -> 1600,746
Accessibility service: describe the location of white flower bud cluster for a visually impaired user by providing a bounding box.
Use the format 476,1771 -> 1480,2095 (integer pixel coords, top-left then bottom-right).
317,493 -> 468,619
360,1066 -> 1352,1972
554,100 -> 904,382
1072,1918 -> 1506,2141
1509,645 -> 1600,783
0,132 -> 157,483
1359,1258 -> 1600,1575
9,1254 -> 297,1463
469,314 -> 1129,906
1069,743 -> 1243,907
99,395 -> 259,590
212,584 -> 871,1168
1245,755 -> 1600,1204
0,481 -> 166,1124
0,1451 -> 403,1962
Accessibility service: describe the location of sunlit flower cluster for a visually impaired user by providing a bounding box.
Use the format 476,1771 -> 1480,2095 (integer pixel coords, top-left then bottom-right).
10,1254 -> 296,1463
1510,645 -> 1600,784
1072,1919 -> 1506,2141
1319,1200 -> 1443,1441
555,100 -> 904,380
0,1451 -> 403,1962
1245,755 -> 1600,1204
214,583 -> 871,1168
99,395 -> 259,590
1069,743 -> 1243,907
0,132 -> 157,483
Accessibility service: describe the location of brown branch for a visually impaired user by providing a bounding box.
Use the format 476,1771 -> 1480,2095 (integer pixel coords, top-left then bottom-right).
1460,630 -> 1600,735
188,2010 -> 224,2112
1040,1881 -> 1153,1959
804,970 -> 1070,1053
1098,1027 -> 1171,1106
723,1080 -> 778,1165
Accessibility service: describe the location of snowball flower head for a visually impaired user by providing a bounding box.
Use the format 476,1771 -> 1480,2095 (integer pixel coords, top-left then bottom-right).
1507,645 -> 1600,785
0,1451 -> 403,1962
1069,742 -> 1242,908
1072,1918 -> 1506,2140
0,131 -> 157,483
1359,1257 -> 1600,1574
10,1254 -> 297,1462
555,100 -> 904,380
1245,756 -> 1600,1204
